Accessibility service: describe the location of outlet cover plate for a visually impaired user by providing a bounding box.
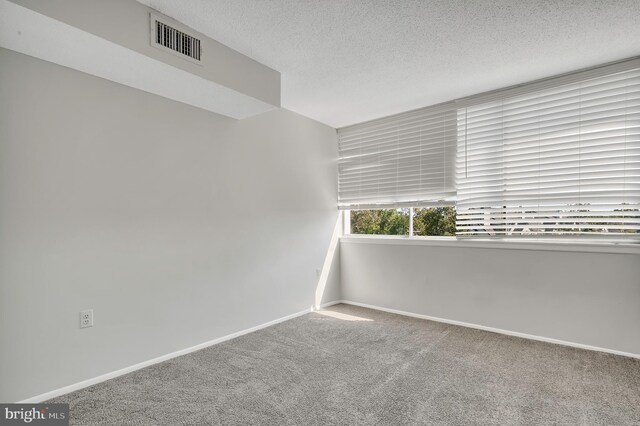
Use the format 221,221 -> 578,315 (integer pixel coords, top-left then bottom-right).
80,309 -> 93,328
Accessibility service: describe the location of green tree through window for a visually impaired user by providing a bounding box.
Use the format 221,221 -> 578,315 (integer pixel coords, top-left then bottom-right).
350,207 -> 456,236
413,207 -> 456,236
350,209 -> 409,235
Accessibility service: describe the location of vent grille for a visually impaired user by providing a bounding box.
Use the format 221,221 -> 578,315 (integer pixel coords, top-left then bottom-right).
153,19 -> 201,62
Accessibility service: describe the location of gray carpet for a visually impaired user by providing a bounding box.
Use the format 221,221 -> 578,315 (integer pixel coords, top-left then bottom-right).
50,304 -> 640,425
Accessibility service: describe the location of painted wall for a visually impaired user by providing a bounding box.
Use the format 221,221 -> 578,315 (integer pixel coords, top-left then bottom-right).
341,239 -> 640,356
0,48 -> 338,402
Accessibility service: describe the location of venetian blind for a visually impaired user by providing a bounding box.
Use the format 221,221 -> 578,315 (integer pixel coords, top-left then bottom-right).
456,60 -> 640,237
338,103 -> 457,209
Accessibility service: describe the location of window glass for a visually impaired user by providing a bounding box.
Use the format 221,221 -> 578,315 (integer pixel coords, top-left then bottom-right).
350,207 -> 457,237
413,207 -> 456,236
350,209 -> 410,235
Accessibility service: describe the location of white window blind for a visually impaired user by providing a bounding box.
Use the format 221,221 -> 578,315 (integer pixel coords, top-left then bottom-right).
338,103 -> 457,209
456,61 -> 640,237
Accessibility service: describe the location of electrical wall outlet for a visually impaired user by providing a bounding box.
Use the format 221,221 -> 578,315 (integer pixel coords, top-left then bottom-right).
80,310 -> 93,329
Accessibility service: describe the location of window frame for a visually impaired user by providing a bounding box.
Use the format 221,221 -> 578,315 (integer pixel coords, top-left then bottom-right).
340,232 -> 640,254
342,206 -> 640,253
344,205 -> 458,238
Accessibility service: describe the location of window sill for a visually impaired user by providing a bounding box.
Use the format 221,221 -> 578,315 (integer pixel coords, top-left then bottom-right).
340,235 -> 640,255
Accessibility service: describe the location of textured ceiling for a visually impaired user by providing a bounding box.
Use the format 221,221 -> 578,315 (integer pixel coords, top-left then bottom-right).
137,0 -> 640,128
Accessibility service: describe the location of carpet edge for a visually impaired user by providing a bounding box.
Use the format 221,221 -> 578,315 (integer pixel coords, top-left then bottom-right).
339,300 -> 640,360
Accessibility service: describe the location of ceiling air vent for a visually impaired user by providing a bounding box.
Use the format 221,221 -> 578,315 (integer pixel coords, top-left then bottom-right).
150,13 -> 201,63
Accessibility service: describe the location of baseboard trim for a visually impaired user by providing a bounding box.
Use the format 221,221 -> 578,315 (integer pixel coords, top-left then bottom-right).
21,298 -> 635,402
18,307 -> 314,403
338,300 -> 640,360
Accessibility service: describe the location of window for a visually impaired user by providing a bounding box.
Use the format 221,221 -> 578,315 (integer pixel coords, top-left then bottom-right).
349,207 -> 456,236
350,209 -> 410,235
456,60 -> 640,238
339,57 -> 640,241
413,206 -> 456,236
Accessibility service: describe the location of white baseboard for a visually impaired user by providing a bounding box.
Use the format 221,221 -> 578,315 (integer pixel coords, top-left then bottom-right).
18,307 -> 314,403
337,300 -> 640,360
21,298 -> 635,402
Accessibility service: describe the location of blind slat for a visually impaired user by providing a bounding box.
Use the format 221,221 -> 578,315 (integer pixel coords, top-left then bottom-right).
338,102 -> 457,209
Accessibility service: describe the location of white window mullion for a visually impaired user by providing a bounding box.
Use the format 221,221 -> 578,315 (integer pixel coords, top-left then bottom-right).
409,208 -> 414,237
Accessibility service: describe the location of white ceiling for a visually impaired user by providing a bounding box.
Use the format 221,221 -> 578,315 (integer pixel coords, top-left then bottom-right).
137,0 -> 640,128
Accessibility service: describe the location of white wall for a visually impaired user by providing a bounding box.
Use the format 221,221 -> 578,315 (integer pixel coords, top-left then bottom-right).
0,48 -> 339,402
341,239 -> 640,356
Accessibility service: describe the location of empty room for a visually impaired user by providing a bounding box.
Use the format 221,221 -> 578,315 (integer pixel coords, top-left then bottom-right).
1,0 -> 639,425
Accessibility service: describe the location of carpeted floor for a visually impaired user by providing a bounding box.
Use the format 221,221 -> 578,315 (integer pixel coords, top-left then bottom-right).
50,304 -> 640,425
